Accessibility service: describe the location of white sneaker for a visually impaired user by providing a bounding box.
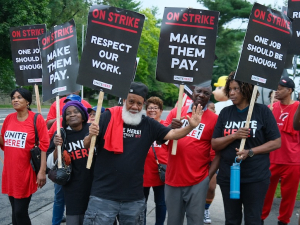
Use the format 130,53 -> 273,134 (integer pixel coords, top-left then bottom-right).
204,209 -> 212,224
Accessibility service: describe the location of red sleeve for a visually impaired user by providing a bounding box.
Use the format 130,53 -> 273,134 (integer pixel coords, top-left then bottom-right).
46,102 -> 57,123
48,120 -> 57,139
163,107 -> 177,126
36,114 -> 50,152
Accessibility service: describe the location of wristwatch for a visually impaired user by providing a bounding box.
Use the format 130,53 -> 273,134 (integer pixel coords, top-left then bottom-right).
248,148 -> 254,157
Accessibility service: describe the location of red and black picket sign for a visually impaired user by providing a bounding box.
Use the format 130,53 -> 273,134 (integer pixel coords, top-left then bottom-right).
38,19 -> 81,101
77,5 -> 145,99
10,24 -> 46,86
235,3 -> 292,90
156,7 -> 219,86
287,0 -> 300,55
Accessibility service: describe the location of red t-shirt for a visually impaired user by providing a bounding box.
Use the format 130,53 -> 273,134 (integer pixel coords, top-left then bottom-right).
48,118 -> 63,139
46,97 -> 91,127
1,111 -> 49,198
164,106 -> 218,187
270,101 -> 300,165
143,120 -> 168,187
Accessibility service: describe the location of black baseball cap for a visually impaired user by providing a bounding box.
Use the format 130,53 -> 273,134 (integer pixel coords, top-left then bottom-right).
279,77 -> 295,90
128,82 -> 148,99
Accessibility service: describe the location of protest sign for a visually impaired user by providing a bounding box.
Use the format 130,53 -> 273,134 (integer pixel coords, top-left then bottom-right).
235,3 -> 292,90
10,24 -> 46,86
156,7 -> 219,86
156,7 -> 218,154
38,19 -> 80,102
287,0 -> 300,55
77,5 -> 145,99
77,5 -> 145,168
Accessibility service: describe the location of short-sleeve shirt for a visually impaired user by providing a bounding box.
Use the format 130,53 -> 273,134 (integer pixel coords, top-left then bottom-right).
90,110 -> 171,201
164,105 -> 218,187
269,101 -> 300,165
1,111 -> 49,198
212,104 -> 280,185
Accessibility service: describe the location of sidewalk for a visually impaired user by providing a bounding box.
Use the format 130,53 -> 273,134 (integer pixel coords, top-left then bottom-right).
29,185 -> 300,225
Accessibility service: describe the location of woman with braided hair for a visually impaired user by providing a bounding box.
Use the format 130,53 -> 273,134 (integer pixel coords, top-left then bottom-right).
211,71 -> 281,224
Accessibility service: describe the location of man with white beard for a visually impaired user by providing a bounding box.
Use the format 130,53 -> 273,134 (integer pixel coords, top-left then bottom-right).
83,82 -> 204,225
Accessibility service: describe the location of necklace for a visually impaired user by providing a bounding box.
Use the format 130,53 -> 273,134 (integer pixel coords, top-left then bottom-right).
279,101 -> 293,113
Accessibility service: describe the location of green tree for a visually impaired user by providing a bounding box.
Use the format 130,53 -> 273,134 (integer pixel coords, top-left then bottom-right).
0,0 -> 50,92
101,0 -> 141,12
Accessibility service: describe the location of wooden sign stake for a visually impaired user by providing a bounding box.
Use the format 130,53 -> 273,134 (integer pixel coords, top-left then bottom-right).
86,90 -> 105,169
34,84 -> 42,114
269,90 -> 275,112
56,95 -> 62,168
239,85 -> 258,151
171,84 -> 185,155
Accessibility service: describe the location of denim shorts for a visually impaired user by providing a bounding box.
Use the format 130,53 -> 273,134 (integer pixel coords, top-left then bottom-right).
83,196 -> 145,225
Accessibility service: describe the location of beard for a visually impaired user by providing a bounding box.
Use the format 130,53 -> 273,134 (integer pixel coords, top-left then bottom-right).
122,103 -> 142,126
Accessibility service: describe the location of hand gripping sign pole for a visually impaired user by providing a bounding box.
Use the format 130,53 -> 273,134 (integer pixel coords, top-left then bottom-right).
86,90 -> 104,169
171,84 -> 185,155
238,85 -> 258,152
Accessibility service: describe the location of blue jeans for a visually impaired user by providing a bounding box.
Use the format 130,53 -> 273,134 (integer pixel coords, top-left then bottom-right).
144,185 -> 166,225
83,196 -> 145,225
52,184 -> 65,225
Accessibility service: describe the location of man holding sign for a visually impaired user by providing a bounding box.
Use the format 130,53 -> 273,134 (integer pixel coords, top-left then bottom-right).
164,85 -> 218,225
83,82 -> 203,224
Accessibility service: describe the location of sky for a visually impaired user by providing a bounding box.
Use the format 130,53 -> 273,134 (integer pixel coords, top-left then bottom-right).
141,0 -> 286,28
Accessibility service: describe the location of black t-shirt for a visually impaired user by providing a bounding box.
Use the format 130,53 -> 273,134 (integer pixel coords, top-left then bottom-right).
47,123 -> 94,215
91,110 -> 171,201
212,104 -> 280,185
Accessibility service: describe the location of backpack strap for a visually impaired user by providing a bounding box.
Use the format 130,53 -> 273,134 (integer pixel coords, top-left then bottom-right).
34,113 -> 40,147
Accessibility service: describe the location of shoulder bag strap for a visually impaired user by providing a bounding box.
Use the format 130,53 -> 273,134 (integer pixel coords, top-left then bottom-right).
34,113 -> 39,147
151,144 -> 160,165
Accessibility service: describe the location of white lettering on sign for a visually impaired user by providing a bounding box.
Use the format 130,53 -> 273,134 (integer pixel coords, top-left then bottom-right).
251,75 -> 267,84
19,64 -> 42,70
293,12 -> 300,19
28,78 -> 42,83
4,131 -> 27,148
174,75 -> 193,82
52,86 -> 67,94
93,80 -> 113,90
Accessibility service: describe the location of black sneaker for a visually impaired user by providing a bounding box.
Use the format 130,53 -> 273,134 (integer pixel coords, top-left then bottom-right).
61,215 -> 66,223
278,221 -> 287,225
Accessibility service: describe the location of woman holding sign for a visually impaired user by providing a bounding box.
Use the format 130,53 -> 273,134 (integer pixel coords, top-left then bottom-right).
211,72 -> 281,224
47,101 -> 94,225
0,88 -> 49,225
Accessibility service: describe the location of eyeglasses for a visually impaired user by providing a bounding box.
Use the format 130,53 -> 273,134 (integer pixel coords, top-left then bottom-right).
89,113 -> 96,117
147,107 -> 160,111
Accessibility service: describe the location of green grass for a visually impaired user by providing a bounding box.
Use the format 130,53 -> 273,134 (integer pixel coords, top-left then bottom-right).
275,182 -> 300,200
88,99 -> 109,108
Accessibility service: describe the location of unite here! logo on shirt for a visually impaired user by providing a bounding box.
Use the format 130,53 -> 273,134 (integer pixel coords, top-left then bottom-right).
123,128 -> 142,138
181,119 -> 205,140
4,131 -> 27,148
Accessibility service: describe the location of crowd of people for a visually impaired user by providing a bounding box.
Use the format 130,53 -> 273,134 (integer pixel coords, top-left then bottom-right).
1,74 -> 300,225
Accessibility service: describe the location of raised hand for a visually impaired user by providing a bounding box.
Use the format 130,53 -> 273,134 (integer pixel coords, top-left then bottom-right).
186,104 -> 203,128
